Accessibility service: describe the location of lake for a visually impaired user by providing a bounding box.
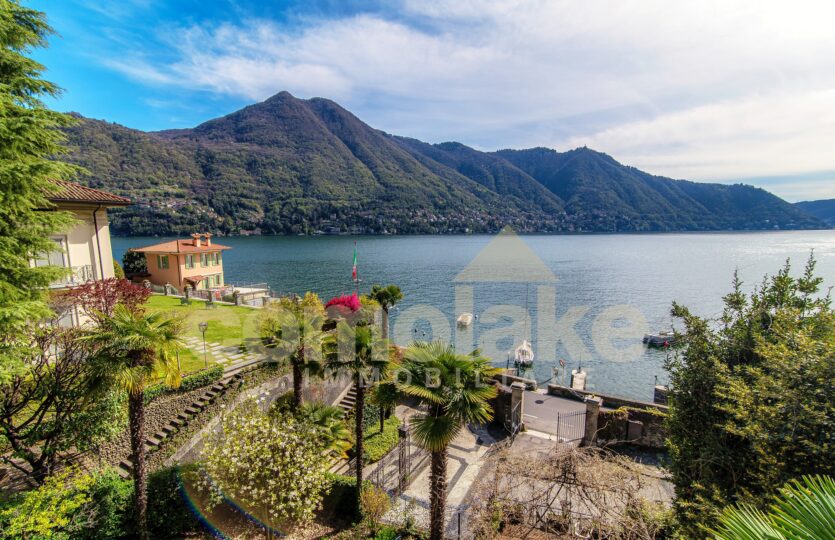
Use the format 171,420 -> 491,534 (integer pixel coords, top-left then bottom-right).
112,231 -> 835,402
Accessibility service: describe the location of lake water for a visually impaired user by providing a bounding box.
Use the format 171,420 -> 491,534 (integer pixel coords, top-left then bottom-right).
113,231 -> 835,402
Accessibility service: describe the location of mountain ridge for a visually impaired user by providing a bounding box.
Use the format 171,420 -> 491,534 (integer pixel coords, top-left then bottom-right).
61,91 -> 825,235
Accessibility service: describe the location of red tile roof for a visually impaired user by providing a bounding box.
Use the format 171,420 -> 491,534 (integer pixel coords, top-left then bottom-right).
47,180 -> 131,206
131,239 -> 231,253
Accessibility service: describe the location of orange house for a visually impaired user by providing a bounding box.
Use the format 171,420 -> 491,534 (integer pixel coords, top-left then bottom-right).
131,233 -> 231,293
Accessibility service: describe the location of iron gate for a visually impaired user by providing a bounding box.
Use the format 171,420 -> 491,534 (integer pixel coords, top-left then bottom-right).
555,409 -> 586,445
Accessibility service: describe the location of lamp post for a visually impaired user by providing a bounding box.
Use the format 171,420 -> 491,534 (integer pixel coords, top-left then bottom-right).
198,321 -> 208,369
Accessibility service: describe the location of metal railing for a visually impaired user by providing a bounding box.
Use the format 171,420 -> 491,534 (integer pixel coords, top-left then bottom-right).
50,264 -> 94,288
555,410 -> 586,445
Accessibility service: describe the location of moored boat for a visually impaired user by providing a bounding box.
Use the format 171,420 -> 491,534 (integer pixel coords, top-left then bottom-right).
457,312 -> 473,327
514,340 -> 534,366
643,331 -> 676,347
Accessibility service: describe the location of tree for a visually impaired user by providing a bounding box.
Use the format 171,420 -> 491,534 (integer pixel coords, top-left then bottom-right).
712,475 -> 835,540
0,0 -> 77,381
665,256 -> 834,537
199,398 -> 330,539
81,305 -> 183,540
259,294 -> 327,410
298,402 -> 352,459
370,284 -> 403,340
397,342 -> 499,540
57,278 -> 150,325
370,379 -> 400,434
122,250 -> 147,276
112,260 -> 125,279
326,321 -> 391,518
0,325 -> 124,483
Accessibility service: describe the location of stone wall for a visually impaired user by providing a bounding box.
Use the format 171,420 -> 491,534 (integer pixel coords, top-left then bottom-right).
596,406 -> 667,450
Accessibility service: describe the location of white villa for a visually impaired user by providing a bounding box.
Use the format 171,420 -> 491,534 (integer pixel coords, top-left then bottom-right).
38,180 -> 131,326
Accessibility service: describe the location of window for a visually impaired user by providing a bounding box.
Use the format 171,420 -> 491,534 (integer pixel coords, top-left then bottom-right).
212,252 -> 220,266
201,253 -> 209,267
185,254 -> 195,269
33,237 -> 67,268
157,255 -> 169,270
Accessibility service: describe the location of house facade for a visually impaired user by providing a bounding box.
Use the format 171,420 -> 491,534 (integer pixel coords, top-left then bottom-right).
40,180 -> 132,326
131,233 -> 230,293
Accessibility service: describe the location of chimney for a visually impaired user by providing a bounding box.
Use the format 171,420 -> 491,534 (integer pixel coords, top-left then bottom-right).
203,232 -> 212,246
191,233 -> 201,247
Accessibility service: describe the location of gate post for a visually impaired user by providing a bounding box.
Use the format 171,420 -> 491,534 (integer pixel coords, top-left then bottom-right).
397,424 -> 408,495
582,396 -> 602,446
510,382 -> 526,433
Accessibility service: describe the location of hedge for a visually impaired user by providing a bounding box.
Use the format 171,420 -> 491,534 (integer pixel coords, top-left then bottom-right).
363,415 -> 402,463
144,365 -> 224,403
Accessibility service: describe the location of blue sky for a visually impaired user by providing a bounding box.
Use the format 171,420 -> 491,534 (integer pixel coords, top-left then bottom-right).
33,0 -> 835,201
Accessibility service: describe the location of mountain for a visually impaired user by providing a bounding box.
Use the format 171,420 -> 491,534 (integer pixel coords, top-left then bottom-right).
795,199 -> 835,227
61,91 -> 824,235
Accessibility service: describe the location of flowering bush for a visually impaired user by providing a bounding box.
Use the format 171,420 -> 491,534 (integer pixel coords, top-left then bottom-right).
199,397 -> 330,532
325,293 -> 361,312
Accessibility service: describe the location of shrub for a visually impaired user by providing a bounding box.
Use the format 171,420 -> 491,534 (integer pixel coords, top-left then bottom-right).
144,365 -> 224,403
324,473 -> 362,518
363,415 -> 402,463
147,464 -> 202,538
361,485 -> 391,531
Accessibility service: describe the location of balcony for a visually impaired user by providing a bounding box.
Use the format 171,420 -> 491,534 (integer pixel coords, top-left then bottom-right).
50,264 -> 95,288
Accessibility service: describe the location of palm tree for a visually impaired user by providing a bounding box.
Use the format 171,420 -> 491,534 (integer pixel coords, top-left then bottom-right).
82,304 -> 183,540
326,321 -> 391,517
299,402 -> 352,459
369,284 -> 403,341
261,303 -> 326,410
397,342 -> 500,540
712,475 -> 835,540
370,379 -> 399,434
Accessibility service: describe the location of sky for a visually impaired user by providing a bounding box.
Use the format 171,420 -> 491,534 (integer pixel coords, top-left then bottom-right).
33,0 -> 835,201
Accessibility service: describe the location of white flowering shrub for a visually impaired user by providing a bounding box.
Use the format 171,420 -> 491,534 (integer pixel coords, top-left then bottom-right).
199,397 -> 330,532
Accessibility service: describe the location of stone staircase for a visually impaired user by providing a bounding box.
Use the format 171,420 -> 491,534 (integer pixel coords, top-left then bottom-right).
328,385 -> 359,475
116,373 -> 244,479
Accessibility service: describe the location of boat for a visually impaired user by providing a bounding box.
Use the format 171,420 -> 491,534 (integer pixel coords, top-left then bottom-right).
643,331 -> 676,347
514,340 -> 534,366
457,313 -> 473,327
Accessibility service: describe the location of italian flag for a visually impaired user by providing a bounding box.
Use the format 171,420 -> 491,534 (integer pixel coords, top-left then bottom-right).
352,241 -> 358,281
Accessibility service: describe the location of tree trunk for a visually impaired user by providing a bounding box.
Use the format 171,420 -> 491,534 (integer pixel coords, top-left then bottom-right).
380,405 -> 385,433
128,389 -> 149,540
429,448 -> 448,540
381,308 -> 389,341
292,358 -> 303,410
354,380 -> 365,519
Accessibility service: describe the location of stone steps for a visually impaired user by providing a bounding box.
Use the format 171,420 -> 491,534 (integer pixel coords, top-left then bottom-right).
115,373 -> 244,479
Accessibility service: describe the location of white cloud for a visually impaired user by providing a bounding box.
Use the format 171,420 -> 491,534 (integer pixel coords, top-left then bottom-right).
104,0 -> 835,199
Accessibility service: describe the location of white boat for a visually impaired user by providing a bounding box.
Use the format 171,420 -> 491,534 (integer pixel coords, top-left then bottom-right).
457,313 -> 473,327
514,340 -> 534,366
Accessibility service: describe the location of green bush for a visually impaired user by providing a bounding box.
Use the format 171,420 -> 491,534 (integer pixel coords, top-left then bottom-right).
81,470 -> 133,539
147,464 -> 202,538
323,473 -> 363,519
363,415 -> 402,463
374,526 -> 399,540
144,365 -> 224,403
0,468 -> 134,540
179,365 -> 224,392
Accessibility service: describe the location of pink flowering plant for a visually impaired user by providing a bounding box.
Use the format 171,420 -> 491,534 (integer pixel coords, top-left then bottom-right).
325,293 -> 361,312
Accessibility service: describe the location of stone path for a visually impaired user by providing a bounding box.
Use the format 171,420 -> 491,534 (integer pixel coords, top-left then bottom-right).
182,336 -> 267,374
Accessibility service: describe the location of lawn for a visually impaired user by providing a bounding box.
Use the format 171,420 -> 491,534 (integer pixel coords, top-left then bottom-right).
144,295 -> 264,373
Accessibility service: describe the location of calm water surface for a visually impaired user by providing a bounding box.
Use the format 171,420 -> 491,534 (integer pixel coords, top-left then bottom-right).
113,231 -> 835,401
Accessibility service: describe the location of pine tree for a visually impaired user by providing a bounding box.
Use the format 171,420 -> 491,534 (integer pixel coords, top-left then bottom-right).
0,0 -> 78,379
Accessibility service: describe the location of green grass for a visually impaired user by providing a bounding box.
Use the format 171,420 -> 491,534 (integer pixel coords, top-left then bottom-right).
144,295 -> 264,376
145,295 -> 262,344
